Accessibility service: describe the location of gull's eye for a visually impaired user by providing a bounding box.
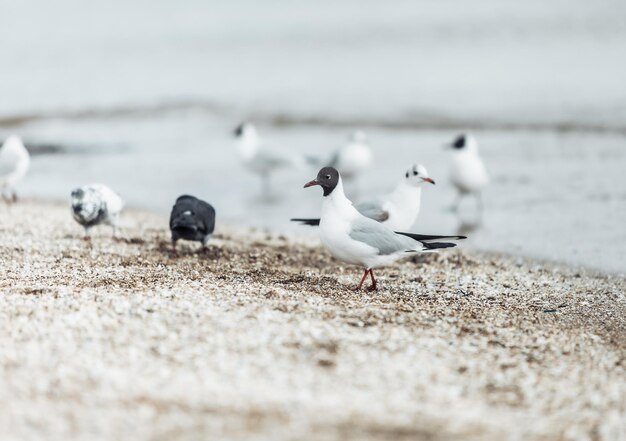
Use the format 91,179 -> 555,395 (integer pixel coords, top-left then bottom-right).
325,174 -> 331,179
413,171 -> 418,176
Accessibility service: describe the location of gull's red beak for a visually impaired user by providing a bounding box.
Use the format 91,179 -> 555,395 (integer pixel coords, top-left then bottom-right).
422,177 -> 435,185
304,179 -> 320,188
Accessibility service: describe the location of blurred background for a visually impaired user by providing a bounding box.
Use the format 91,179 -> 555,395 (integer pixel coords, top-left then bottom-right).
1,0 -> 625,272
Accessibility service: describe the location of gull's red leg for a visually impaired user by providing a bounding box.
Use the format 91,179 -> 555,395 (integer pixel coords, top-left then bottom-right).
356,269 -> 370,290
367,269 -> 377,291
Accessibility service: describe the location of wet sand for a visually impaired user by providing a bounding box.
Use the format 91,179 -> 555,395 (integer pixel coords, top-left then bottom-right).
0,200 -> 624,440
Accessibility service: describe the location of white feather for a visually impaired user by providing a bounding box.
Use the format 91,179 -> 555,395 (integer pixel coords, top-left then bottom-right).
234,123 -> 301,176
70,184 -> 124,237
356,164 -> 433,231
449,135 -> 489,194
318,177 -> 423,269
331,131 -> 373,179
0,135 -> 30,190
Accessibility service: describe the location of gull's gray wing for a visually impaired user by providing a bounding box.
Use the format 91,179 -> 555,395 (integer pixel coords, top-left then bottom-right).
355,200 -> 389,223
349,216 -> 420,255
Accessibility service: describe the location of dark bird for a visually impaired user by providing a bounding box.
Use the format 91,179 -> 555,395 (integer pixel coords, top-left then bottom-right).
169,195 -> 216,252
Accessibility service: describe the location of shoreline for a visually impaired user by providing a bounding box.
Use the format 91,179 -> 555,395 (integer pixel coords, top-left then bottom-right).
1,200 -> 624,440
4,100 -> 626,136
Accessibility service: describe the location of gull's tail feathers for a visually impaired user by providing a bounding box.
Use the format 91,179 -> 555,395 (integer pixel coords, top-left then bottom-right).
396,232 -> 466,250
421,241 -> 458,250
290,218 -> 320,226
395,232 -> 466,243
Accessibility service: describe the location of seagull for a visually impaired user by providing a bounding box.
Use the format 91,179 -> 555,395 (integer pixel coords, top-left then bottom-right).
328,131 -> 373,180
447,134 -> 489,212
0,135 -> 30,203
306,131 -> 373,185
293,164 -> 435,231
70,184 -> 124,240
302,167 -> 465,291
169,195 -> 215,253
233,122 -> 299,193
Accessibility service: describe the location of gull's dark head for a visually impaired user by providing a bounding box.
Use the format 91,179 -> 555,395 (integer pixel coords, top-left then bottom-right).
451,134 -> 466,149
71,188 -> 84,199
304,167 -> 340,197
70,186 -> 101,223
233,122 -> 257,138
233,123 -> 245,137
447,133 -> 479,153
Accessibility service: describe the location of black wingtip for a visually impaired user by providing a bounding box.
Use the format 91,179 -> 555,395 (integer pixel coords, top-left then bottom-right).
395,232 -> 467,242
290,218 -> 321,226
422,242 -> 458,250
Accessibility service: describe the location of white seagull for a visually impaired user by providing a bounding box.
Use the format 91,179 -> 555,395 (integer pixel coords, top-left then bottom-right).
302,167 -> 465,291
70,184 -> 125,240
0,135 -> 30,203
293,163 -> 435,231
447,134 -> 489,211
328,131 -> 373,180
233,122 -> 299,192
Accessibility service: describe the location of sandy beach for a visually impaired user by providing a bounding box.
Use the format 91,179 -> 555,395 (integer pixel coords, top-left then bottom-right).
0,200 -> 624,440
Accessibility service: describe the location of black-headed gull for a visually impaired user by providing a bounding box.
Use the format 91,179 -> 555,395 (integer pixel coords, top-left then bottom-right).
0,135 -> 30,203
293,163 -> 435,231
447,134 -> 489,211
233,122 -> 299,192
169,195 -> 215,253
302,167 -> 465,291
70,184 -> 124,240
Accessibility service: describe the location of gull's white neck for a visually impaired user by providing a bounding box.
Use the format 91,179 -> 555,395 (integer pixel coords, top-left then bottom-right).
236,130 -> 260,160
386,180 -> 422,228
455,138 -> 480,157
321,178 -> 359,221
1,137 -> 30,185
389,181 -> 421,207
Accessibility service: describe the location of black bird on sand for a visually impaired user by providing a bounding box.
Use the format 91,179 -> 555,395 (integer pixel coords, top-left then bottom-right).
169,195 -> 216,252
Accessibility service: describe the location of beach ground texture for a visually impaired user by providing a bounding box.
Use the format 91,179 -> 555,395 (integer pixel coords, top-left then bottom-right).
0,201 -> 624,441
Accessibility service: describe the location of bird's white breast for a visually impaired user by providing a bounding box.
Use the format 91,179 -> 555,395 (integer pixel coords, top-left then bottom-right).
382,184 -> 422,231
450,152 -> 489,193
319,191 -> 378,266
335,143 -> 372,177
0,136 -> 30,186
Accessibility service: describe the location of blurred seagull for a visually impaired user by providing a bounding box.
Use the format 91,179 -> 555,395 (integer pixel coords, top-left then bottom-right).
447,134 -> 489,212
0,135 -> 30,203
169,195 -> 215,253
70,184 -> 124,240
301,167 -> 464,291
328,131 -> 373,180
233,122 -> 300,193
292,163 -> 435,231
306,131 -> 373,185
